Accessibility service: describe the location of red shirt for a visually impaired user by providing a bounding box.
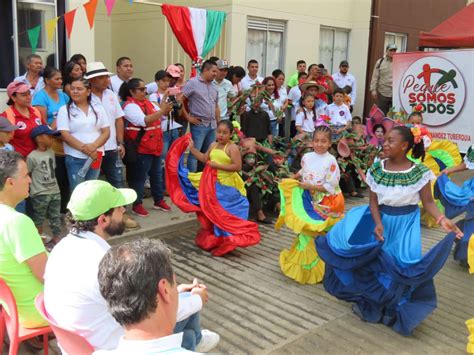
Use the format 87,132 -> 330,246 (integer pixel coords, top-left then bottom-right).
316,77 -> 332,103
1,106 -> 44,157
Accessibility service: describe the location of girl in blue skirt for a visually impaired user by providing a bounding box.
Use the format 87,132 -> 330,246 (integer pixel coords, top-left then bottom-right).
316,125 -> 463,336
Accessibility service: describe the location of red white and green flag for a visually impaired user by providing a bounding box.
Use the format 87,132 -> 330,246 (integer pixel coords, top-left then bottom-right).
161,4 -> 226,76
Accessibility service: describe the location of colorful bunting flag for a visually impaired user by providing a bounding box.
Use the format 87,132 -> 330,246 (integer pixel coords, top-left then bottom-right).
27,25 -> 41,53
64,9 -> 77,39
83,0 -> 98,29
105,0 -> 116,16
46,17 -> 59,42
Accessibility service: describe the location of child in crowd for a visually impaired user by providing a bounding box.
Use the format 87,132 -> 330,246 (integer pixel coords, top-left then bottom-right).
407,111 -> 423,125
27,125 -> 62,245
370,123 -> 386,148
0,117 -> 18,151
326,88 -> 352,140
295,94 -> 317,135
277,125 -> 344,284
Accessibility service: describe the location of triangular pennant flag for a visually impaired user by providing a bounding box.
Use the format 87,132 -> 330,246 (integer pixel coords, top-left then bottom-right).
105,0 -> 116,16
46,17 -> 59,42
83,0 -> 98,29
64,8 -> 77,39
27,25 -> 41,54
129,0 -> 133,3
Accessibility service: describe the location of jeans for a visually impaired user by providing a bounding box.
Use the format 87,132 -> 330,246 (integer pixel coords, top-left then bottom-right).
65,155 -> 101,192
102,150 -> 124,188
187,124 -> 216,173
55,156 -> 70,213
162,129 -> 180,191
174,311 -> 203,351
128,153 -> 163,205
15,199 -> 26,214
270,120 -> 279,137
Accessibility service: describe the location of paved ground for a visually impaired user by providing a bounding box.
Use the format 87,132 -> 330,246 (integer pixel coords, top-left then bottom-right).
140,195 -> 474,355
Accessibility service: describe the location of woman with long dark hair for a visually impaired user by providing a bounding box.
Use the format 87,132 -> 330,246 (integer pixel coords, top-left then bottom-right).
57,78 -> 110,191
62,61 -> 83,96
120,78 -> 173,217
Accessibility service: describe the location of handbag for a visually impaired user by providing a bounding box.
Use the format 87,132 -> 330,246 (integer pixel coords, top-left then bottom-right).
123,128 -> 146,165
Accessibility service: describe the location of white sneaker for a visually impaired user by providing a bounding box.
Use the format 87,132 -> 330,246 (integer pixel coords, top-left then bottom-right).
144,178 -> 151,189
195,329 -> 220,353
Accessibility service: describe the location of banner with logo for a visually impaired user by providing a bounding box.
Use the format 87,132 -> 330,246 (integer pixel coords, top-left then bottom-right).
393,50 -> 474,152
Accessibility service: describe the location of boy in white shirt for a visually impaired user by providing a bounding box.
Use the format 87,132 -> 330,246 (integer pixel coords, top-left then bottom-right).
326,88 -> 352,140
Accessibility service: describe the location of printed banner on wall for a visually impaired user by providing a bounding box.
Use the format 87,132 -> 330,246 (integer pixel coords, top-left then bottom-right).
393,50 -> 474,152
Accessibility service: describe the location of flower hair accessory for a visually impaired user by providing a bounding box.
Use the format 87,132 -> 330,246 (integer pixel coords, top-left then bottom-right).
413,104 -> 424,113
409,124 -> 432,144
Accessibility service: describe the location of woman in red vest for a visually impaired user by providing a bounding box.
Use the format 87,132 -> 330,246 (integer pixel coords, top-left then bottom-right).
1,81 -> 44,157
120,78 -> 173,217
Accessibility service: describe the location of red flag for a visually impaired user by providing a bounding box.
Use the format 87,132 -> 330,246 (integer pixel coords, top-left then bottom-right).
83,0 -> 98,29
64,9 -> 77,39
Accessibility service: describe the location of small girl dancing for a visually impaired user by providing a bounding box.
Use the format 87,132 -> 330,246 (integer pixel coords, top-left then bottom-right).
277,125 -> 344,284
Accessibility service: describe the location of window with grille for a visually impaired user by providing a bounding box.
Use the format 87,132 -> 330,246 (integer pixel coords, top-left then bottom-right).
246,17 -> 286,77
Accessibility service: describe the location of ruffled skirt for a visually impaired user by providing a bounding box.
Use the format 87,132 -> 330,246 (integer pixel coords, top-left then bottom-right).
276,179 -> 343,284
435,174 -> 474,272
315,204 -> 455,335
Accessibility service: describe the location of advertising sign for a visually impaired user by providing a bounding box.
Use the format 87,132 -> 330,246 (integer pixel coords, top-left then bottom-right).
393,50 -> 473,152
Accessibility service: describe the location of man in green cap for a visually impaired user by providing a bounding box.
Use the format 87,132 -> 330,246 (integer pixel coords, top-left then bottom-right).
43,180 -> 137,350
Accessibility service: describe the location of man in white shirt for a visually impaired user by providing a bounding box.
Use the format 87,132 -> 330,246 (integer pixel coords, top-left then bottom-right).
95,238 -> 218,355
212,59 -> 236,120
240,59 -> 264,90
44,180 -> 218,352
86,62 -> 139,231
332,60 -> 357,112
287,72 -> 308,137
110,57 -> 134,94
15,54 -> 44,97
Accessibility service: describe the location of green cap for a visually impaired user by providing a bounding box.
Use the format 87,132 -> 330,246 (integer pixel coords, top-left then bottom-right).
67,180 -> 137,221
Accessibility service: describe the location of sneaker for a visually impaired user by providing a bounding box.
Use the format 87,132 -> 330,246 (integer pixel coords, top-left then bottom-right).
195,330 -> 220,353
123,213 -> 141,230
132,204 -> 149,217
144,178 -> 151,189
153,200 -> 171,212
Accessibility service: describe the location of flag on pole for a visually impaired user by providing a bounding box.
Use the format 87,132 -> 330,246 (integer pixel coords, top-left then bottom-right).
27,25 -> 41,53
161,4 -> 226,76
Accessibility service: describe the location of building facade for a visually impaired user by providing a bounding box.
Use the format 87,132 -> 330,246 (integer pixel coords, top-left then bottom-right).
1,0 -> 372,116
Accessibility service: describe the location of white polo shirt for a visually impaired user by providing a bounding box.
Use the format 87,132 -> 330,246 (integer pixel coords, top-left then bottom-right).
332,72 -> 357,105
288,86 -> 301,121
91,89 -> 124,151
295,109 -> 315,133
110,75 -> 124,94
44,230 -> 203,351
56,103 -> 110,159
326,102 -> 352,126
93,333 -> 196,354
240,75 -> 264,90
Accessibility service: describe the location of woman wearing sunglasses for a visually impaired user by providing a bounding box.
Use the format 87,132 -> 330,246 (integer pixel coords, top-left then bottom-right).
119,78 -> 173,217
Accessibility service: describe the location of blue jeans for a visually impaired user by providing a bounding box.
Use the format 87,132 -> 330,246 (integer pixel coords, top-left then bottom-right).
174,311 -> 202,351
128,153 -> 163,205
270,120 -> 278,137
65,155 -> 101,192
102,149 -> 124,188
15,199 -> 26,214
187,124 -> 216,173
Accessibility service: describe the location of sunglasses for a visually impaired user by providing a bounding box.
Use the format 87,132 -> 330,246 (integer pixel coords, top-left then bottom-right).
134,87 -> 147,92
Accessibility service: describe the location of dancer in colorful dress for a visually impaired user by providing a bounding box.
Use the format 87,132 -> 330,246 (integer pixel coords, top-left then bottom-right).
435,145 -> 474,272
316,125 -> 462,336
165,120 -> 260,256
277,125 -> 344,284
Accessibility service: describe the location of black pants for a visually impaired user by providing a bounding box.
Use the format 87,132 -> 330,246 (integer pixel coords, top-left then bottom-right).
55,155 -> 70,214
246,185 -> 262,212
376,94 -> 392,115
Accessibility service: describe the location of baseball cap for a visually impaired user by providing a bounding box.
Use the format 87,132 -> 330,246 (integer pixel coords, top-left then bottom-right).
166,65 -> 181,78
216,59 -> 229,69
67,180 -> 137,221
0,117 -> 19,132
340,60 -> 349,67
30,125 -> 61,140
386,43 -> 398,50
7,81 -> 31,98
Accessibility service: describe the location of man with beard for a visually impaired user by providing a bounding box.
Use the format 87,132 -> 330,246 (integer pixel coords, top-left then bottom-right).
43,180 -> 218,352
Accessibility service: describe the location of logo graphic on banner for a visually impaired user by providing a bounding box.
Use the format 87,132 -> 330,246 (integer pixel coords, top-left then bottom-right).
399,56 -> 466,127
